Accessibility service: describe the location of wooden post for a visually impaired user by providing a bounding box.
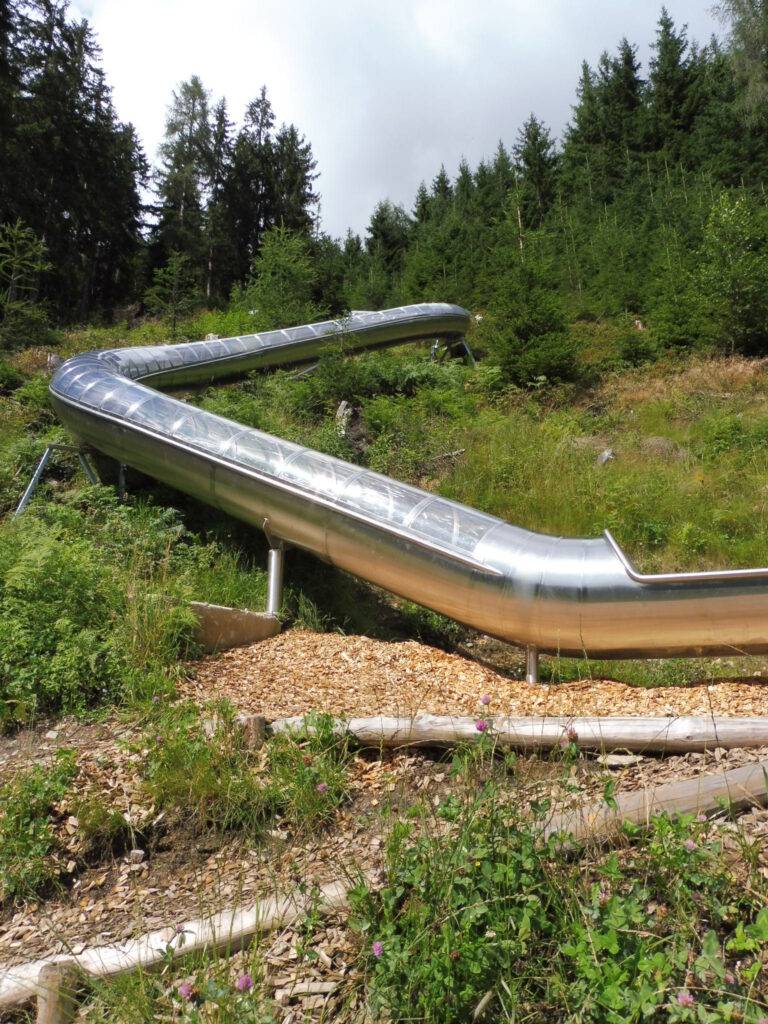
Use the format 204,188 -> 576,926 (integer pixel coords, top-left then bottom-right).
36,961 -> 81,1024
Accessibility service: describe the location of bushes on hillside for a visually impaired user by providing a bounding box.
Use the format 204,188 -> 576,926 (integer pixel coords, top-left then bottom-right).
0,490 -> 270,729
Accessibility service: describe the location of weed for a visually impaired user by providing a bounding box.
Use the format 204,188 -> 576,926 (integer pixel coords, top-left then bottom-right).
266,712 -> 352,826
142,701 -> 271,835
351,776 -> 768,1024
0,749 -> 77,902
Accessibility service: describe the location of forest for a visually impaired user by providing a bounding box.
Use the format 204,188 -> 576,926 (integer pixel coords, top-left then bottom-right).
1,0 -> 768,381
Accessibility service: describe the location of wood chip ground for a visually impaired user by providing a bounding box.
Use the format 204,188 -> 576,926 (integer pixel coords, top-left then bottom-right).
183,630 -> 768,719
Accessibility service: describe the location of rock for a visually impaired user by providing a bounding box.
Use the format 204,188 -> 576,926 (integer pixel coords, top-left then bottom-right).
597,448 -> 615,466
127,849 -> 145,865
335,400 -> 353,438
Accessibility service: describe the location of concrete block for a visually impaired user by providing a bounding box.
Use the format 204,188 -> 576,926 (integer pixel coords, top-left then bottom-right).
190,602 -> 281,653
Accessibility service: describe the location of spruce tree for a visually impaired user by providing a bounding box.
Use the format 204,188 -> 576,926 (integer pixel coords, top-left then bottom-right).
513,116 -> 559,228
649,9 -> 693,154
154,75 -> 211,271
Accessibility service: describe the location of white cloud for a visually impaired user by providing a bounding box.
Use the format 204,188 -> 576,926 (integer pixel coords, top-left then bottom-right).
71,0 -> 721,238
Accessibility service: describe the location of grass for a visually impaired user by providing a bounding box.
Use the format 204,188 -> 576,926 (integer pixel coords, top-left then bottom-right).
139,702 -> 353,837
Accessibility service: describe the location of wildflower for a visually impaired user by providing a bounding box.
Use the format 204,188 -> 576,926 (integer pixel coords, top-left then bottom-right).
724,971 -> 735,985
676,991 -> 695,1007
683,839 -> 697,853
235,973 -> 254,993
598,883 -> 611,906
315,782 -> 329,794
372,940 -> 384,958
475,720 -> 488,733
177,981 -> 194,1001
696,813 -> 707,823
566,727 -> 579,744
480,694 -> 491,706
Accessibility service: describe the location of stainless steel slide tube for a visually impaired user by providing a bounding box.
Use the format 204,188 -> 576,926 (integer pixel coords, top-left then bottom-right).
49,303 -> 768,660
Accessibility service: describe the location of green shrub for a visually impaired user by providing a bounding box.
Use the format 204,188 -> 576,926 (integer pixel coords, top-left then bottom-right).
0,357 -> 23,393
0,749 -> 76,902
0,493 -> 205,727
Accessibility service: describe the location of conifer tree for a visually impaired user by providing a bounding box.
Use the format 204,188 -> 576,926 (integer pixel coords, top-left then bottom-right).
513,116 -> 559,228
154,75 -> 211,271
649,9 -> 693,153
716,0 -> 768,122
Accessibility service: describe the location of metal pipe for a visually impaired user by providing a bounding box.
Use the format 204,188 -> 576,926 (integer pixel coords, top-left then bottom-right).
13,445 -> 55,517
47,303 -> 768,661
525,646 -> 539,685
266,545 -> 284,617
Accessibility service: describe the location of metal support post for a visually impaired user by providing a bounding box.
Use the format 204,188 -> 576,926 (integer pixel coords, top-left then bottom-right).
266,544 -> 285,616
77,451 -> 99,485
13,445 -> 55,517
525,645 -> 540,685
117,463 -> 127,502
461,337 -> 477,366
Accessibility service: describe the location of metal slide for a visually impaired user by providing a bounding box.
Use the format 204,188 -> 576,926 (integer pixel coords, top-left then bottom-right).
50,303 -> 768,681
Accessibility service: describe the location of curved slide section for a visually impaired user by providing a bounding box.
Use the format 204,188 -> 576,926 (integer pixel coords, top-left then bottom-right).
50,303 -> 768,660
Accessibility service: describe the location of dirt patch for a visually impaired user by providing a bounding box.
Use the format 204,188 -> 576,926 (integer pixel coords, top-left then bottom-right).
183,630 -> 768,719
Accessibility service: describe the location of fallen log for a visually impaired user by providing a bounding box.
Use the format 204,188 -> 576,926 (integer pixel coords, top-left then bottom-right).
0,879 -> 349,1013
270,713 -> 768,754
545,758 -> 768,843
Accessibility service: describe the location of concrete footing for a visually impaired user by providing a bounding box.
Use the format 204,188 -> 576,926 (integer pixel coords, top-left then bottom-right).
190,602 -> 281,653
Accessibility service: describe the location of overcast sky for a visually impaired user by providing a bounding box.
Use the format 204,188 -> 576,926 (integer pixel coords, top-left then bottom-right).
69,0 -> 722,239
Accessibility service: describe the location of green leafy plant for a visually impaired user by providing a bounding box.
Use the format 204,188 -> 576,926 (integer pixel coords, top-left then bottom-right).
0,750 -> 77,902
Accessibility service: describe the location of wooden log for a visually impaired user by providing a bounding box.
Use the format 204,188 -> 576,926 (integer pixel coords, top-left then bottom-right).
270,713 -> 768,754
544,758 -> 768,843
0,879 -> 349,1012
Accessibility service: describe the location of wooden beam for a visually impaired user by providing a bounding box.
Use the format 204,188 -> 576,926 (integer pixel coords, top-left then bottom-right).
270,713 -> 768,754
544,758 -> 768,843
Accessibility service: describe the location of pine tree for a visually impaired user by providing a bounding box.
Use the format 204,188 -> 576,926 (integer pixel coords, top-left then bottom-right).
202,97 -> 233,300
413,182 -> 431,223
144,250 -> 200,337
223,86 -> 276,285
6,1 -> 144,319
272,122 -> 318,233
366,200 -> 412,273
